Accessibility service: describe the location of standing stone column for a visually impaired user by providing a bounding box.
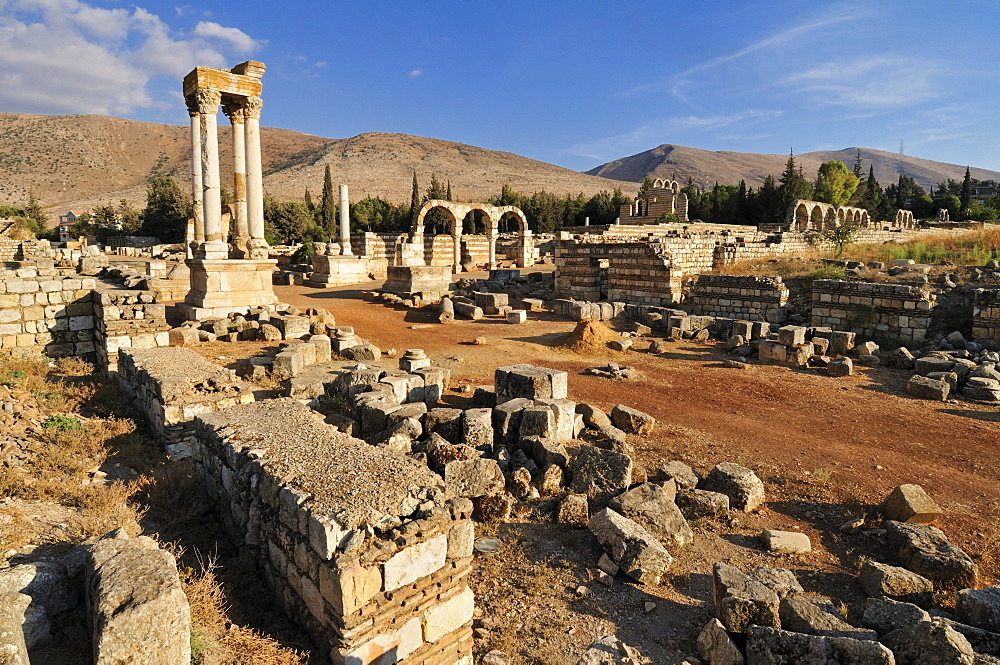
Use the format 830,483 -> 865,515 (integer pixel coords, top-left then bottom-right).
185,97 -> 204,255
452,229 -> 462,274
196,88 -> 227,259
243,96 -> 269,259
338,184 -> 352,255
223,100 -> 249,257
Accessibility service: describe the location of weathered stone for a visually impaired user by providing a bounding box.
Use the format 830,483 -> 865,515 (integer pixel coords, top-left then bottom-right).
677,489 -> 730,517
777,325 -> 807,347
957,587 -> 1000,632
760,529 -> 811,554
829,331 -> 856,357
712,562 -> 780,633
474,493 -> 515,523
827,356 -> 854,377
576,402 -> 612,430
610,404 -> 655,434
318,563 -> 382,616
778,596 -> 878,640
657,460 -> 699,490
507,467 -> 532,498
342,343 -> 381,362
528,436 -> 570,469
882,619 -> 975,665
423,586 -> 475,643
425,407 -> 464,444
462,407 -> 494,452
884,346 -> 916,369
588,508 -> 672,585
861,597 -> 931,636
0,560 -> 78,617
745,626 -> 894,665
445,459 -> 505,498
700,462 -> 765,512
87,534 -> 191,665
557,494 -> 590,527
519,406 -> 554,439
495,364 -> 567,402
697,618 -> 745,665
569,445 -> 633,509
382,533 -> 447,591
0,592 -> 30,665
608,482 -> 692,550
492,397 -> 532,446
750,567 -> 804,598
575,634 -> 639,665
859,560 -> 934,602
906,375 -> 951,400
886,520 -> 978,589
882,483 -> 943,523
536,464 -> 563,496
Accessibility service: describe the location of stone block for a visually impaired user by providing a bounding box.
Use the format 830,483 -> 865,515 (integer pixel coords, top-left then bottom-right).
745,626 -> 894,665
886,520 -> 978,589
462,407 -> 494,452
712,562 -> 780,633
0,592 -> 30,664
342,616 -> 423,664
557,494 -> 590,527
677,489 -> 730,517
506,309 -> 527,324
319,563 -> 382,616
828,357 -> 853,377
382,534 -> 448,591
610,404 -> 655,434
569,445 -> 633,509
697,618 -> 745,665
829,331 -> 856,356
519,406 -> 554,439
657,461 -> 699,490
882,619 -> 975,665
906,375 -> 950,400
760,529 -> 811,554
423,586 -> 475,643
608,482 -> 692,550
777,325 -> 807,347
956,587 -> 1000,632
588,508 -> 672,584
700,462 -> 765,512
861,597 -> 930,636
495,364 -> 567,401
859,560 -> 934,602
445,458 -> 505,498
528,436 -> 570,469
882,483 -> 943,523
447,520 -> 475,559
87,535 -> 190,665
779,596 -> 877,640
425,407 -> 464,444
750,567 -> 804,599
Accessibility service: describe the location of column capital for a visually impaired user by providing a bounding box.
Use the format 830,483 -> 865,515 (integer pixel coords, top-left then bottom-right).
194,88 -> 221,115
184,94 -> 200,117
222,100 -> 247,123
243,96 -> 263,120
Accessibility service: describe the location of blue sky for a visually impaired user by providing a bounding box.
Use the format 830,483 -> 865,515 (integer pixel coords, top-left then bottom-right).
2,0 -> 999,174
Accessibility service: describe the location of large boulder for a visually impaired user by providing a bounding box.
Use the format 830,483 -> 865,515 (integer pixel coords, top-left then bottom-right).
610,405 -> 655,434
86,534 -> 191,665
886,520 -> 978,590
859,560 -> 933,604
700,462 -> 765,512
882,619 -> 975,665
745,626 -> 894,665
882,483 -> 943,523
608,482 -> 693,550
778,596 -> 878,640
712,563 -> 780,633
587,508 -> 672,585
861,597 -> 931,636
569,445 -> 633,509
957,587 -> 1000,632
697,618 -> 745,665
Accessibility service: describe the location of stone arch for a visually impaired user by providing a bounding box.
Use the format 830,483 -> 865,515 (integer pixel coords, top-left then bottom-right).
412,200 -> 459,238
810,206 -> 824,230
836,209 -> 846,227
824,208 -> 837,230
861,211 -> 871,227
411,199 -> 528,271
794,202 -> 810,231
652,178 -> 666,188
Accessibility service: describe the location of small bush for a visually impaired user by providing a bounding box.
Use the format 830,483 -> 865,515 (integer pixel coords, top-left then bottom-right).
41,415 -> 81,431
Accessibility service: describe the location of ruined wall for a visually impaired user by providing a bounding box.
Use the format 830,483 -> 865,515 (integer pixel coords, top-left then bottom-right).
117,347 -> 255,459
92,290 -> 172,373
194,399 -> 474,665
688,275 -> 789,322
810,279 -> 936,343
460,235 -> 490,268
0,270 -> 98,357
972,288 -> 1000,341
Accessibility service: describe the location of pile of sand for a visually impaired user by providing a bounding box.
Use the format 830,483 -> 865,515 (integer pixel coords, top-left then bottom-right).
556,319 -> 621,356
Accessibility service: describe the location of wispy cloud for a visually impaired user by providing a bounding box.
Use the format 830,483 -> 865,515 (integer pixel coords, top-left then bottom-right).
566,110 -> 782,161
626,6 -> 870,98
781,55 -> 939,107
409,69 -> 423,78
0,0 -> 262,114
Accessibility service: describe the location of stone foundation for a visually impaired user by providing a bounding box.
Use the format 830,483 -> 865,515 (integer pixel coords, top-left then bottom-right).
382,266 -> 453,300
810,280 -> 936,344
181,257 -> 278,319
688,275 -> 789,323
0,269 -> 99,358
92,290 -> 172,373
193,399 -> 474,665
972,288 -> 1000,342
308,255 -> 372,286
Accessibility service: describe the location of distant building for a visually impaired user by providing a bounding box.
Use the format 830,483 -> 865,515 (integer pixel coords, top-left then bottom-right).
617,179 -> 689,224
58,210 -> 92,242
971,183 -> 997,203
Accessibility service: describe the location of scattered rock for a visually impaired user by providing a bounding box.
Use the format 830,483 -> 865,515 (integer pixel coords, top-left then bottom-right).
557,494 -> 590,527
859,560 -> 934,603
588,508 -> 673,585
697,618 -> 745,665
906,375 -> 951,401
882,619 -> 975,665
885,520 -> 978,590
569,445 -> 633,509
575,634 -> 640,665
608,482 -> 693,550
657,461 -> 699,490
957,587 -> 1000,632
760,529 -> 811,554
677,489 -> 730,517
712,562 -> 780,633
861,597 -> 931,636
778,595 -> 878,640
699,462 -> 765,512
750,567 -> 804,598
882,483 -> 943,523
745,626 -> 894,665
610,404 -> 655,434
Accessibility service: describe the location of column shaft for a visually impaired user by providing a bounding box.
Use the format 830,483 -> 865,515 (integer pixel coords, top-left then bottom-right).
186,103 -> 204,249
339,184 -> 352,255
224,101 -> 249,256
244,96 -> 267,254
196,89 -> 226,258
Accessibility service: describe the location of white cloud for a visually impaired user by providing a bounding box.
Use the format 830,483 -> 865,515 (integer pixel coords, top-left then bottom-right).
782,55 -> 940,107
409,69 -> 423,77
0,0 -> 262,115
567,110 -> 782,162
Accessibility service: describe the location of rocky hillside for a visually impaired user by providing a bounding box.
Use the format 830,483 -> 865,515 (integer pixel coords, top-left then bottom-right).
0,113 -> 634,217
586,144 -> 1000,193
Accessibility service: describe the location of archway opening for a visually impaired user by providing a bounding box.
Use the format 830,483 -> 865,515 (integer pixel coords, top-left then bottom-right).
795,204 -> 810,230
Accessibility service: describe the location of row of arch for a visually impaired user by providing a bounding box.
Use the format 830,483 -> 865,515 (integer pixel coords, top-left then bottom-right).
410,199 -> 532,271
650,178 -> 681,193
787,199 -> 918,232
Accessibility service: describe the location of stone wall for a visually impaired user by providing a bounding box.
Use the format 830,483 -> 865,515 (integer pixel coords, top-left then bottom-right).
117,347 -> 255,459
0,269 -> 98,357
193,399 -> 474,665
92,290 -> 172,373
810,279 -> 936,343
554,240 -> 678,305
972,288 -> 1000,341
687,275 -> 789,322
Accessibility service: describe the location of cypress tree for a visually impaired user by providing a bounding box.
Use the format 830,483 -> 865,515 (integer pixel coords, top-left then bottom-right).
410,171 -> 420,222
960,166 -> 973,212
321,164 -> 336,239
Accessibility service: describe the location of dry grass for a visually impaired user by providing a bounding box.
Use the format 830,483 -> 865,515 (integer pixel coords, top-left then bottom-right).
843,227 -> 1000,266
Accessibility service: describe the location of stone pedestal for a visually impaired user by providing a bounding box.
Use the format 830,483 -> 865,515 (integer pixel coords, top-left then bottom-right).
383,265 -> 452,300
178,258 -> 278,319
307,254 -> 370,287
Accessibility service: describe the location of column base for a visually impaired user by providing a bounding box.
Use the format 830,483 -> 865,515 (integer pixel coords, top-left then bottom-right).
307,255 -> 370,287
183,258 -> 278,319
